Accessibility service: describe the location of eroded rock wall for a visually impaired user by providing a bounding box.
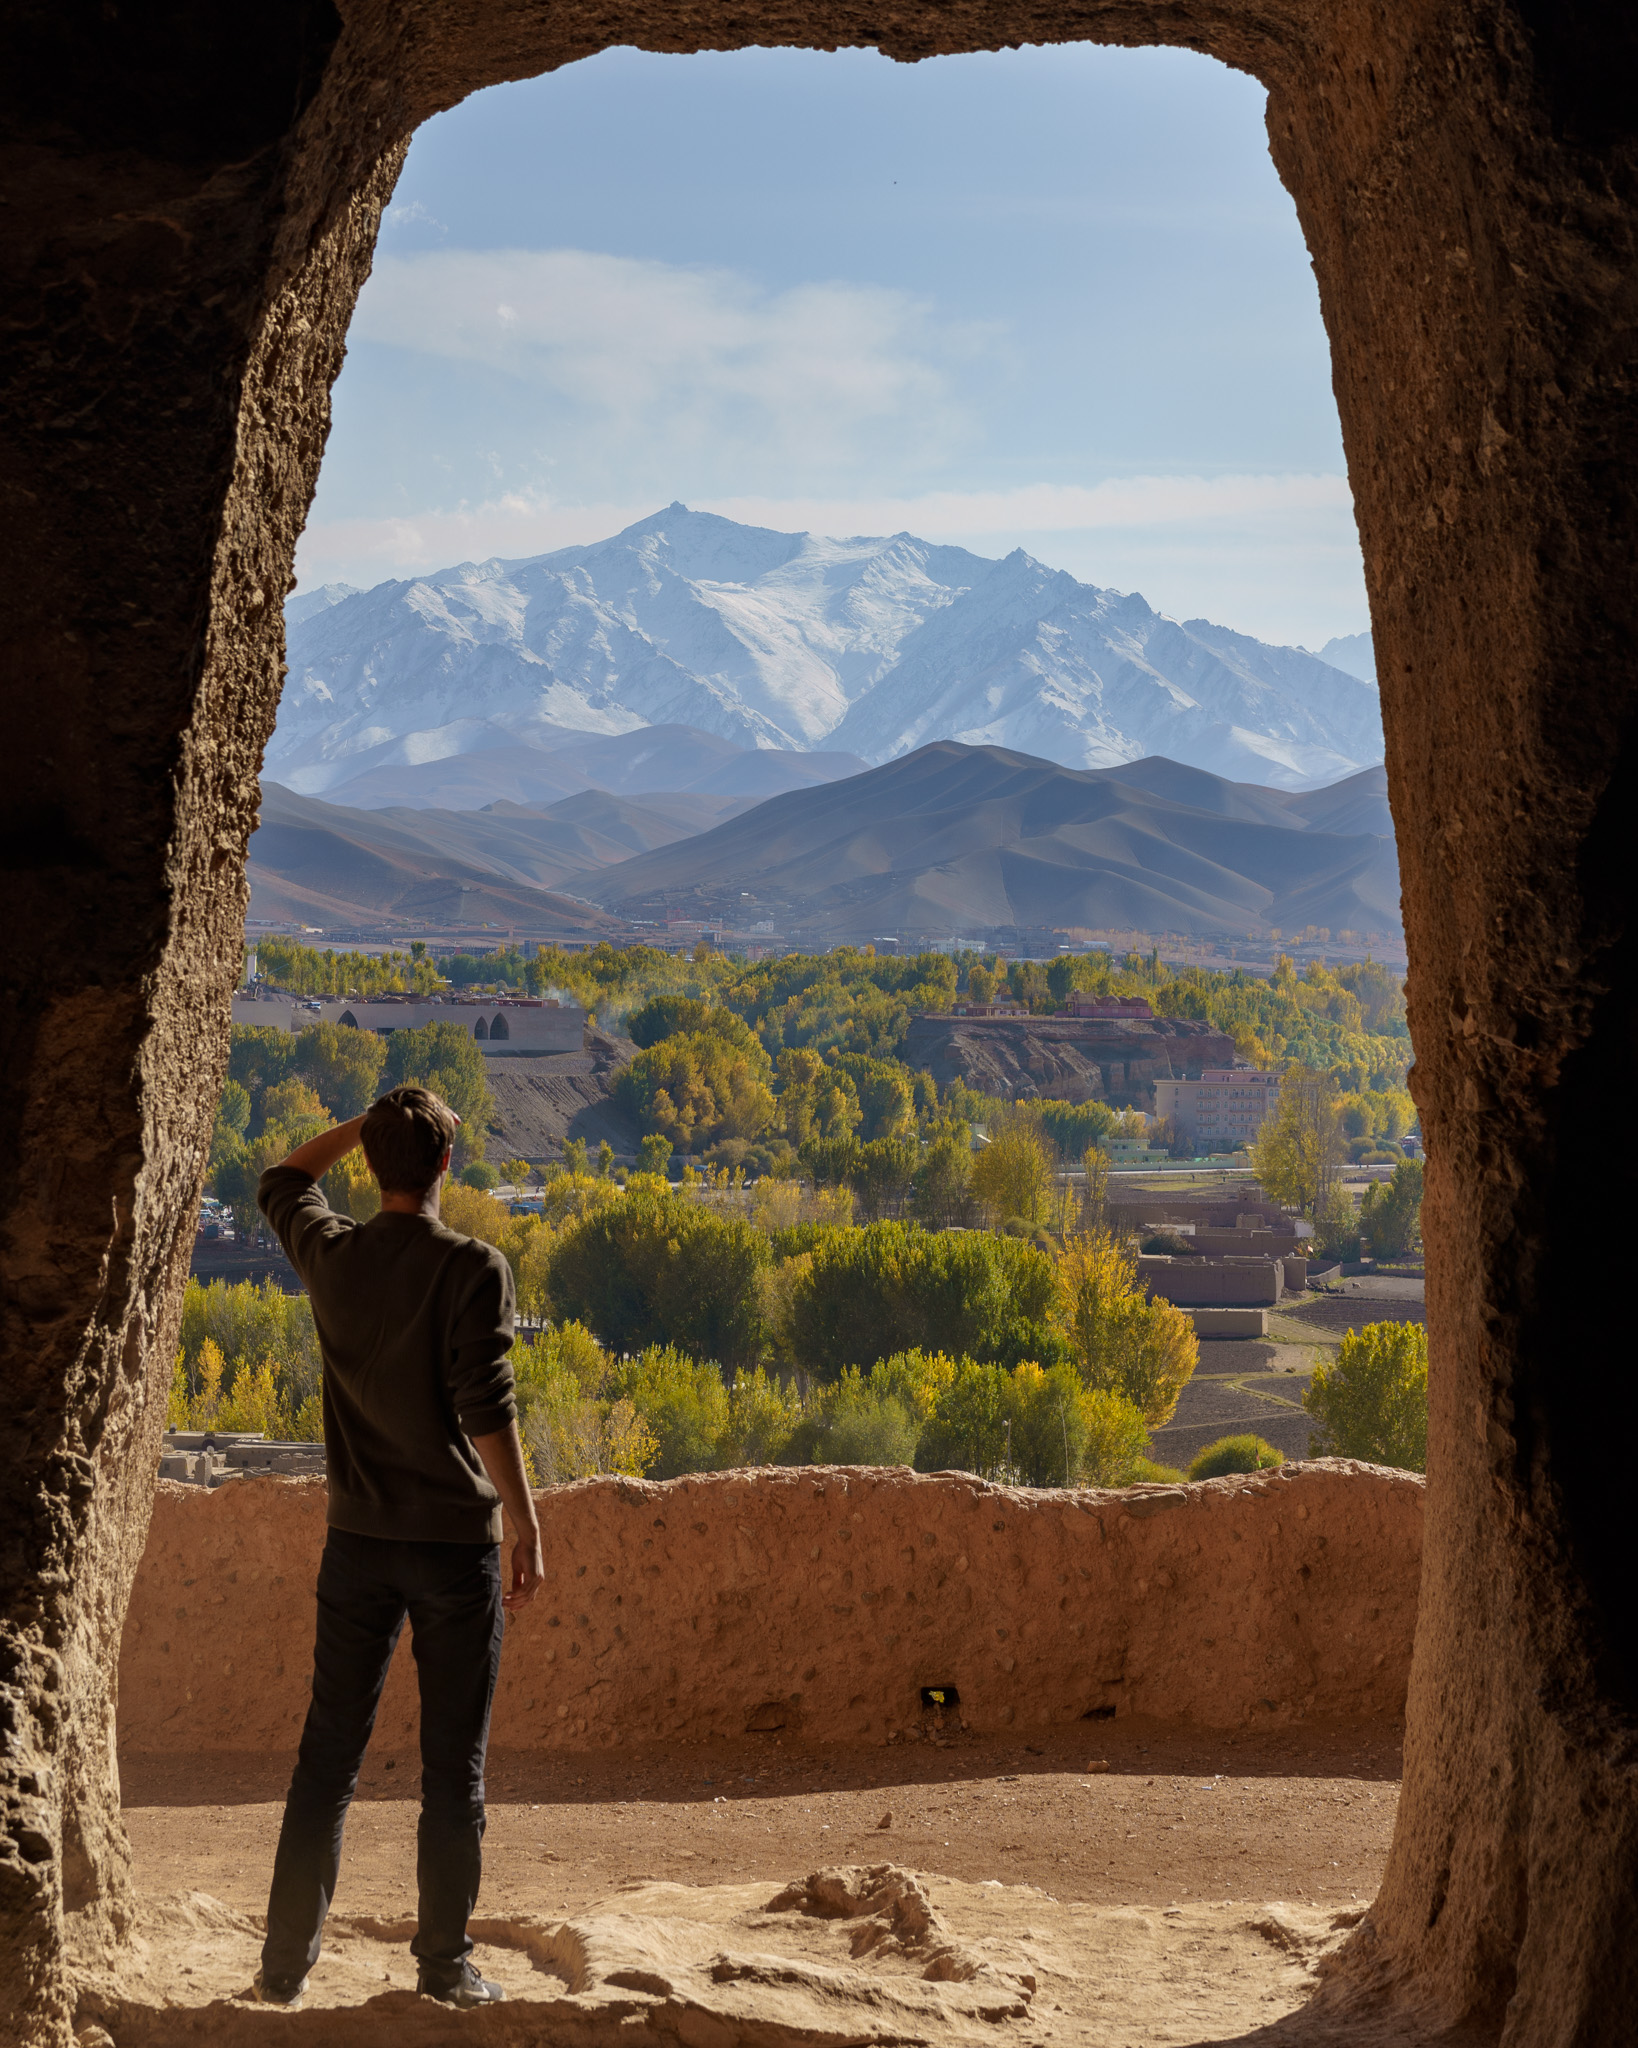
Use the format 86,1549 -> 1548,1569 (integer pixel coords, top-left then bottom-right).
6,0 -> 1638,2039
117,1464 -> 1421,1754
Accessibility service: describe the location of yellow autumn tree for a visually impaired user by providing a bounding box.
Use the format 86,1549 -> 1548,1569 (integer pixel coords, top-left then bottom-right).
969,1122 -> 1054,1226
1054,1230 -> 1198,1426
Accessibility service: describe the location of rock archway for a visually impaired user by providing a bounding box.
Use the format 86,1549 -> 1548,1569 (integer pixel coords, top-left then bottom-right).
2,2 -> 1635,2042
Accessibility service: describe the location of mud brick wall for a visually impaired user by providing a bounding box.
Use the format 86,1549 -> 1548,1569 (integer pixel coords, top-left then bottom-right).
117,1461 -> 1421,1753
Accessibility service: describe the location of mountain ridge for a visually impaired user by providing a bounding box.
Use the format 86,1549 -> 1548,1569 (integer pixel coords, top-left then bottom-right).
579,742 -> 1399,939
275,506 -> 1383,797
247,743 -> 1400,943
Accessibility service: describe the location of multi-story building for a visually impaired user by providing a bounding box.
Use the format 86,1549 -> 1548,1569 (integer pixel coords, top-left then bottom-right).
1153,1067 -> 1280,1153
230,992 -> 585,1055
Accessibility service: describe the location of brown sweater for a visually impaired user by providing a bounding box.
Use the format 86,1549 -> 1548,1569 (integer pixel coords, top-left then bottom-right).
258,1166 -> 518,1544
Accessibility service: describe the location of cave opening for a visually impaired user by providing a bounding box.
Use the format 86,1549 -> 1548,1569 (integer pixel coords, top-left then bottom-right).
4,3 -> 1637,2042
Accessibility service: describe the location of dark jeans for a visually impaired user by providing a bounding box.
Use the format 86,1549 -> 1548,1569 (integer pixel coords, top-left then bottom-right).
262,1529 -> 503,1987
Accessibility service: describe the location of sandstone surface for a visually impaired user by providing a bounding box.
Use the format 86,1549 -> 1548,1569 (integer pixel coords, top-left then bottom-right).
118,1464 -> 1420,1756
900,1013 -> 1237,1111
7,0 -> 1638,2036
71,1870 -> 1375,2046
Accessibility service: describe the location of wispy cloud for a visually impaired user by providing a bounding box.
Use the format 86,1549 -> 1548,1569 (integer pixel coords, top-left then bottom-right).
706,475 -> 1354,537
350,249 -> 986,481
295,473 -> 1354,581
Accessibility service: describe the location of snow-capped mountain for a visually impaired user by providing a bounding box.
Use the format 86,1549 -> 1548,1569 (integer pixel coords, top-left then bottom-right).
271,505 -> 1382,796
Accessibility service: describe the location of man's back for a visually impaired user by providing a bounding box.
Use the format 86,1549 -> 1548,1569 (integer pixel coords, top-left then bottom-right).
259,1166 -> 517,1544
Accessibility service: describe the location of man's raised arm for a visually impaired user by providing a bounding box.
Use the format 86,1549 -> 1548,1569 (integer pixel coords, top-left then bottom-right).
278,1113 -> 367,1181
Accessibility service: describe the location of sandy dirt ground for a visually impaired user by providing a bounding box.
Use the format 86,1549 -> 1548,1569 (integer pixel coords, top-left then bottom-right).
122,1719 -> 1400,1919
97,1719 -> 1405,2042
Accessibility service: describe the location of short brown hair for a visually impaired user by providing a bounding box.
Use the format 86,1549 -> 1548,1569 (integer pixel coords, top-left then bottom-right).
361,1085 -> 457,1193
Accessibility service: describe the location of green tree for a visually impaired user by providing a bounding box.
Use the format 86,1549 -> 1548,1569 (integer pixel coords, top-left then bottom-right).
511,1324 -> 657,1484
832,1054 -> 916,1142
776,1047 -> 861,1148
791,1222 -> 1059,1380
1035,1099 -> 1118,1156
1077,1386 -> 1154,1485
638,1132 -> 674,1176
1251,1062 -> 1345,1220
916,1359 -> 1011,1478
227,1025 -> 301,1125
1004,1361 -> 1149,1487
382,1020 -> 493,1164
717,1368 -> 802,1467
817,1377 -> 924,1468
295,1021 -> 388,1119
1188,1434 -> 1285,1479
548,1190 -> 770,1370
618,1031 -> 776,1152
207,1080 -> 253,1196
262,1077 -> 328,1128
216,1078 -> 252,1138
626,994 -> 714,1047
607,1346 -> 730,1478
1304,1320 -> 1428,1470
781,1350 -> 957,1468
175,1278 -> 324,1429
1360,1158 -> 1424,1260
911,1132 -> 972,1228
850,1137 -> 919,1221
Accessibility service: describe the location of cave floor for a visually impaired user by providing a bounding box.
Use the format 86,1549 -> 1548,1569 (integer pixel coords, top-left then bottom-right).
89,1720 -> 1418,2044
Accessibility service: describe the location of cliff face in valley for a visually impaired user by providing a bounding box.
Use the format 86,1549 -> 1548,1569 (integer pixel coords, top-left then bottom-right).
901,1012 -> 1239,1110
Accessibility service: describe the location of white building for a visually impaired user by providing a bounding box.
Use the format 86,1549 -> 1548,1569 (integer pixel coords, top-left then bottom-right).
1153,1068 -> 1280,1153
231,993 -> 585,1055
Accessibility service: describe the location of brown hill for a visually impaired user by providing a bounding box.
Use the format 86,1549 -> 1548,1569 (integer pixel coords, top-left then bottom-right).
585,742 -> 1402,941
246,783 -> 748,931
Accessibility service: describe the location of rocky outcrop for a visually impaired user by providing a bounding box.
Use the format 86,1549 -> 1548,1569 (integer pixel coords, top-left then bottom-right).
71,1873 -> 1358,2045
900,1013 -> 1236,1109
117,1464 -> 1420,1755
484,1030 -> 642,1164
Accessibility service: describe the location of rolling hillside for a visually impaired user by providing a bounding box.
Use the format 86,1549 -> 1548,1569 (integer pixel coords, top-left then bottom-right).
581,744 -> 1401,941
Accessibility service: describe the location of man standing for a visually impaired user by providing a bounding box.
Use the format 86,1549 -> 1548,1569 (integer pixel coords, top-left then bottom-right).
251,1083 -> 544,2009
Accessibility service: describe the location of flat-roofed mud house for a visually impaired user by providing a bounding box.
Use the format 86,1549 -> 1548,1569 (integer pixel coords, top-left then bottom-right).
231,992 -> 587,1054
3,2 -> 1637,2042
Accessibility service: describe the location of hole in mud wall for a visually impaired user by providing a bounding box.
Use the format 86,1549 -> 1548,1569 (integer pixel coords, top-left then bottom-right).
744,1700 -> 800,1735
920,1686 -> 961,1711
1082,1704 -> 1117,1720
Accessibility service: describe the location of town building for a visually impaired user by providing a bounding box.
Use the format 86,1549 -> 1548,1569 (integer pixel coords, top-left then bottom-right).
1062,993 -> 1155,1020
1153,1067 -> 1280,1153
1105,1135 -> 1173,1167
230,991 -> 585,1055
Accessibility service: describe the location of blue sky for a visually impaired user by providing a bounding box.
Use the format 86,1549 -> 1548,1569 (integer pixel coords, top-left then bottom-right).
296,43 -> 1368,649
